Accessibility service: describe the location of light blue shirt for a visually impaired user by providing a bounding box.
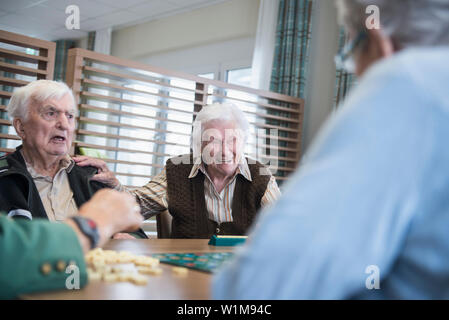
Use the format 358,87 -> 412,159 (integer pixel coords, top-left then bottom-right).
212,47 -> 449,299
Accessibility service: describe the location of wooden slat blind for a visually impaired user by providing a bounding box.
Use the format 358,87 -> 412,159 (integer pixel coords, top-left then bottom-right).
66,48 -> 304,186
0,30 -> 56,154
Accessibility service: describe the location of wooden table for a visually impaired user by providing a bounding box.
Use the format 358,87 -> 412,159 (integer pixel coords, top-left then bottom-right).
24,239 -> 235,300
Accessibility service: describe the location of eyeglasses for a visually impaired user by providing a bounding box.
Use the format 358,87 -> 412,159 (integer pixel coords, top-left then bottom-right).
334,30 -> 367,73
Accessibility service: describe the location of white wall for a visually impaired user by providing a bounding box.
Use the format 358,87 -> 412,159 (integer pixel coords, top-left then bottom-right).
111,0 -> 260,63
302,0 -> 340,152
139,36 -> 254,75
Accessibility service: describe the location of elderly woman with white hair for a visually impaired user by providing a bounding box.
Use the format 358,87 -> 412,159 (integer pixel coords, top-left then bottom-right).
74,102 -> 281,238
213,0 -> 449,299
0,80 -> 146,237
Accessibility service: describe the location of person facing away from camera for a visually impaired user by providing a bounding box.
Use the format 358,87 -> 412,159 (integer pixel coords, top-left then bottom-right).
213,0 -> 449,299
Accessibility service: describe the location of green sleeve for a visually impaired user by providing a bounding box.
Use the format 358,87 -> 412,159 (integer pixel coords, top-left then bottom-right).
0,214 -> 88,299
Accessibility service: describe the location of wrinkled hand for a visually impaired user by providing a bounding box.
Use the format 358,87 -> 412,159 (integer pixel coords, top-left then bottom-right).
72,155 -> 120,188
78,189 -> 143,247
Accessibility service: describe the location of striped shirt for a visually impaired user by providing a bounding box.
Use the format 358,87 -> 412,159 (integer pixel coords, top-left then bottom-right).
126,158 -> 281,223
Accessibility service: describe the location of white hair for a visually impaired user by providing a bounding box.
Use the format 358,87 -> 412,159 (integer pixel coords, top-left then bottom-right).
7,80 -> 76,121
336,0 -> 449,48
191,102 -> 250,158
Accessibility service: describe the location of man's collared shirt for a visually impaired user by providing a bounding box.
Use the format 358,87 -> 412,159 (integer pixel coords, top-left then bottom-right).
128,157 -> 281,222
24,154 -> 78,221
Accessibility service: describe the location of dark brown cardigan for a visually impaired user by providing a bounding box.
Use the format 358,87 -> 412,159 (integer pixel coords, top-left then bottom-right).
165,154 -> 270,238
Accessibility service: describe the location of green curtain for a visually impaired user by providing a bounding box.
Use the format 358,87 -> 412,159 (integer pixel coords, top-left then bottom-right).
334,27 -> 356,108
87,31 -> 96,51
268,0 -> 314,179
54,31 -> 95,81
53,40 -> 76,81
270,0 -> 313,98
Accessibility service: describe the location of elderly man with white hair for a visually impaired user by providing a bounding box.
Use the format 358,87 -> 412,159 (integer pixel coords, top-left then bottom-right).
0,80 -> 87,220
0,80 -> 146,238
75,102 -> 281,238
213,0 -> 449,299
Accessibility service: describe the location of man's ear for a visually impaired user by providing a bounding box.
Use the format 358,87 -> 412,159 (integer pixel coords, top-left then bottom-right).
13,118 -> 26,139
367,28 -> 395,59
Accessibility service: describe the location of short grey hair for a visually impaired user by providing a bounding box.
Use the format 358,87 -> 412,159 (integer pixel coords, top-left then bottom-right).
7,80 -> 76,121
336,0 -> 449,48
191,102 -> 249,158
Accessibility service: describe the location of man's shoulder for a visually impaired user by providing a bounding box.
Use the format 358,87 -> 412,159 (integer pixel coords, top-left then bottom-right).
0,152 -> 23,176
0,154 -> 30,195
70,164 -> 110,192
71,163 -> 101,182
339,48 -> 445,127
363,47 -> 449,93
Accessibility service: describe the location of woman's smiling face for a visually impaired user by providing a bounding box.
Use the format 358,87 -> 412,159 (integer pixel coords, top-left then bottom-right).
201,119 -> 244,178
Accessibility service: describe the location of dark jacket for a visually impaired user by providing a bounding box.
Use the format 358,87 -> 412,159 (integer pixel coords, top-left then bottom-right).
0,146 -> 147,238
0,146 -> 108,219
